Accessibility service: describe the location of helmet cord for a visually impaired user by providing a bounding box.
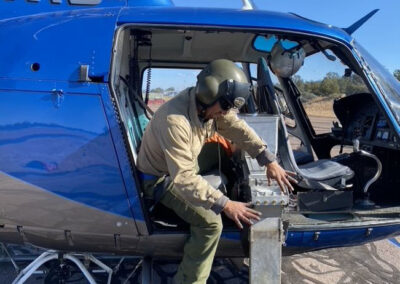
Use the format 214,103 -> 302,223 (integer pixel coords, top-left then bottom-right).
215,121 -> 227,194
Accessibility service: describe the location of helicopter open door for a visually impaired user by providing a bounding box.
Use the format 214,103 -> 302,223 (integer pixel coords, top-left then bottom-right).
108,14 -> 400,254
0,84 -> 140,251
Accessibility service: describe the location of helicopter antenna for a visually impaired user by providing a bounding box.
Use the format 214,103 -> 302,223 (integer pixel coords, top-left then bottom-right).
241,0 -> 255,10
344,9 -> 379,35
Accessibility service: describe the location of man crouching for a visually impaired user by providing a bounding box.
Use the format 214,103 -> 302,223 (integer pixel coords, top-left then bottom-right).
137,59 -> 294,284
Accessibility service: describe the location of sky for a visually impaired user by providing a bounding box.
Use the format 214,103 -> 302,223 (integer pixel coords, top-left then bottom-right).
148,0 -> 400,91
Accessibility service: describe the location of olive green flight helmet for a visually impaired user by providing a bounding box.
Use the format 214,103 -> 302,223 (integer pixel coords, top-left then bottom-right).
195,59 -> 252,110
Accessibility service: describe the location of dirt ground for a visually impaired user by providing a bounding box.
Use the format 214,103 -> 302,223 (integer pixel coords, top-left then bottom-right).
1,237 -> 399,283
282,237 -> 400,284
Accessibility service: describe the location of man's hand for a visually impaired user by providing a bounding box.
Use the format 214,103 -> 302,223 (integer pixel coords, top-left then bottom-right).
223,200 -> 261,230
266,161 -> 297,193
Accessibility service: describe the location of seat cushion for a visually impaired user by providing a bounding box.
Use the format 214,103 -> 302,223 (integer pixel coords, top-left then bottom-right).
149,170 -> 227,231
293,150 -> 314,165
298,159 -> 354,181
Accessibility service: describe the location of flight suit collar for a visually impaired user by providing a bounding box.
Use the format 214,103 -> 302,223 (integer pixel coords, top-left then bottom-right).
188,88 -> 215,140
188,88 -> 204,128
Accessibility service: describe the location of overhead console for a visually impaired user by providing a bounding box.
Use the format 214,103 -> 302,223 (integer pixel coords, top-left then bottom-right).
333,93 -> 400,150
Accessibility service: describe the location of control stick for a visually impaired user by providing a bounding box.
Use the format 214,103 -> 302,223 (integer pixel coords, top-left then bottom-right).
352,138 -> 382,208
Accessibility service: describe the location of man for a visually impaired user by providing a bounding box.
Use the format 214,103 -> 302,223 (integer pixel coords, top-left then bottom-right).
137,59 -> 295,284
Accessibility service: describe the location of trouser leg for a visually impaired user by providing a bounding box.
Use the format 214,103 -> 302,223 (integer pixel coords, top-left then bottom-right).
160,186 -> 223,284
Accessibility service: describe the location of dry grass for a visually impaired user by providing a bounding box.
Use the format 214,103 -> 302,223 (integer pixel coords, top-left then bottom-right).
303,96 -> 338,118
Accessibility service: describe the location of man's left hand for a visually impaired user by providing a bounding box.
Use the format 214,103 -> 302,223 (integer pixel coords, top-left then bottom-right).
266,161 -> 297,193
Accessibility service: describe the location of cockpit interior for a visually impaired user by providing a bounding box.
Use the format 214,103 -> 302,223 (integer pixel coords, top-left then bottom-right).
110,25 -> 400,232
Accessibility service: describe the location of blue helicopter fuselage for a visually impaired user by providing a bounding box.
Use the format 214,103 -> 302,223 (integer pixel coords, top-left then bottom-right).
1,0 -> 400,257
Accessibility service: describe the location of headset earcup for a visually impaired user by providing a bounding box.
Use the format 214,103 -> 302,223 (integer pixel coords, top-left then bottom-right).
197,75 -> 219,105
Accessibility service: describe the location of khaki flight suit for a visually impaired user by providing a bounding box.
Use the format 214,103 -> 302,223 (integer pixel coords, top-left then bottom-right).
137,88 -> 275,284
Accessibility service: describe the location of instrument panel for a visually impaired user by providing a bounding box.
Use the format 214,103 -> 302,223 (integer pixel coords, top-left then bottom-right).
333,93 -> 399,149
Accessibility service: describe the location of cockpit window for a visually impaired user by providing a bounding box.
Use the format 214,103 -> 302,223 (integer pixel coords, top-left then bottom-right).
142,68 -> 200,112
292,49 -> 368,134
354,41 -> 400,127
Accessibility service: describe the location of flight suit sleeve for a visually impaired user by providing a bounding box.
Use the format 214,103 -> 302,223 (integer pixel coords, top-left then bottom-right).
215,110 -> 276,165
158,115 -> 228,212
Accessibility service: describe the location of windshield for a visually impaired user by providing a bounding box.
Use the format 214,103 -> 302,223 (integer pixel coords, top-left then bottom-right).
353,41 -> 400,128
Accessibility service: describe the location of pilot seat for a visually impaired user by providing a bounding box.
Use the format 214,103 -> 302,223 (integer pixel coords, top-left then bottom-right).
257,55 -> 355,211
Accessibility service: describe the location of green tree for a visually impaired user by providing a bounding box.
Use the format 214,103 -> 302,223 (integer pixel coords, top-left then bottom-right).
345,74 -> 368,94
292,75 -> 305,92
151,87 -> 164,93
337,77 -> 349,94
325,72 -> 340,80
320,77 -> 340,96
394,69 -> 400,81
303,81 -> 322,96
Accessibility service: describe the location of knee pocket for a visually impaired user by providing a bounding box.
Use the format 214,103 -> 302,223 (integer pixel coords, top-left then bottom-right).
192,212 -> 223,232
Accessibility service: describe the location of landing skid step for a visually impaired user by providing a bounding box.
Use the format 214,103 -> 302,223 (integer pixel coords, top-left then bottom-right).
12,250 -> 113,284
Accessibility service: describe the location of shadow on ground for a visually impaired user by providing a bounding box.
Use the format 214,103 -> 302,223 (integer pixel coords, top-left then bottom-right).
282,239 -> 400,284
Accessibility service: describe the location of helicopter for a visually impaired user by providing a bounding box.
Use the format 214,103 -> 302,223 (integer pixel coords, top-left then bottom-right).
1,0 -> 400,283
